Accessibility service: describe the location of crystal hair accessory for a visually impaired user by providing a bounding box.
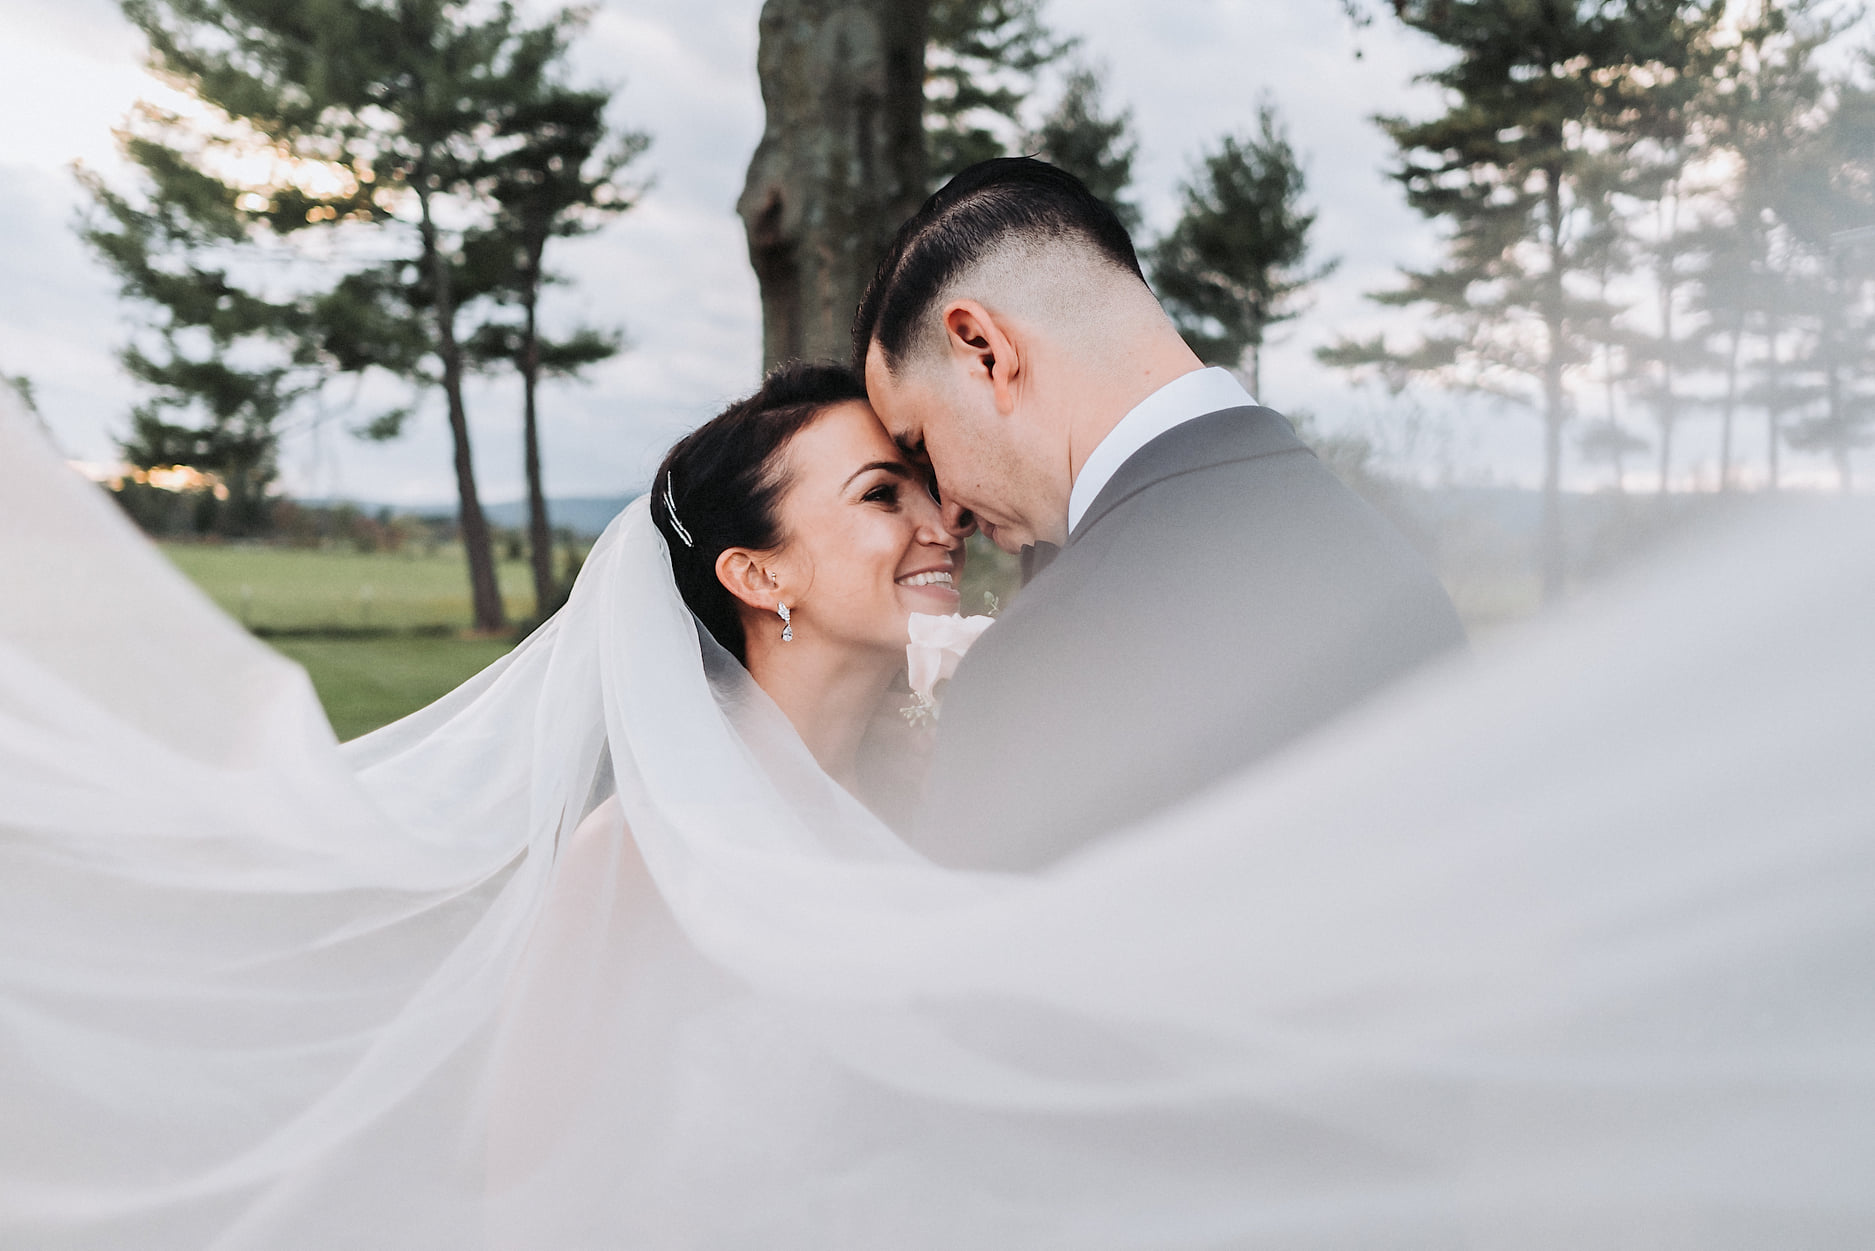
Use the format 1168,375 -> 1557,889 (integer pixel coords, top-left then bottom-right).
663,472 -> 694,548
902,612 -> 995,726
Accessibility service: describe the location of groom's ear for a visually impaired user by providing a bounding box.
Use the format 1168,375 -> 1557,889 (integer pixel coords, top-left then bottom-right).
715,548 -> 780,614
943,301 -> 1020,417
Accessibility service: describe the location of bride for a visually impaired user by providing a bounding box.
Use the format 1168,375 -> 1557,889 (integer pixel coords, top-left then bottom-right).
2,362 -> 1872,1248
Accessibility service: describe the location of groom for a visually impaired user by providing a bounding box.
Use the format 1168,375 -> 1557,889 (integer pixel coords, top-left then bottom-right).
855,158 -> 1464,870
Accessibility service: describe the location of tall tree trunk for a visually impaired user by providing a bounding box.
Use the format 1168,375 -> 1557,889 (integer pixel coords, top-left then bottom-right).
1825,330 -> 1852,494
519,232 -> 556,617
1719,314 -> 1741,492
739,0 -> 931,370
418,183 -> 507,634
1655,239 -> 1677,497
1656,408 -> 1674,494
1764,317 -> 1783,493
1538,165 -> 1568,605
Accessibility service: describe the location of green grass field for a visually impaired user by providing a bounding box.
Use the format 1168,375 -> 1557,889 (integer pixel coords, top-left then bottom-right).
162,542 -> 528,740
161,542 -> 539,632
269,635 -> 518,742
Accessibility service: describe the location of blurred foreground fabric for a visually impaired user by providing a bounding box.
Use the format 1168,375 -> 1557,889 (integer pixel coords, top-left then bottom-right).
1,399 -> 1872,1248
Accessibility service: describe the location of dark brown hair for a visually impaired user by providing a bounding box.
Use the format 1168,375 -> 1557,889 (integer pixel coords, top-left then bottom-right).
652,361 -> 869,664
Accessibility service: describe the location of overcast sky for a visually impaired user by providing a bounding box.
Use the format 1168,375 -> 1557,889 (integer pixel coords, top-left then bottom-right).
0,0 -> 1830,504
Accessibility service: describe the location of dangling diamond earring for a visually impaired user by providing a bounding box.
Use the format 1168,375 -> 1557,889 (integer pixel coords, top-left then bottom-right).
778,602 -> 793,643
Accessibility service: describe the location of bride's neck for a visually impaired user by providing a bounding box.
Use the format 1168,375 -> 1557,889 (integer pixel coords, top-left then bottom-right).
745,633 -> 896,792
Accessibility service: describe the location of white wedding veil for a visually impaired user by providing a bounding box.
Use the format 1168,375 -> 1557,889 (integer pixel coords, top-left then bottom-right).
2,397 -> 1872,1248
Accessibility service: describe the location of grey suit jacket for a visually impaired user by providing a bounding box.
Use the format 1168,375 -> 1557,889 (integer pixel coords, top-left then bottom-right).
914,405 -> 1465,870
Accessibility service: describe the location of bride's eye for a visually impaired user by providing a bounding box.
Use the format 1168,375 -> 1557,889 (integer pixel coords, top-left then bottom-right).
863,482 -> 900,507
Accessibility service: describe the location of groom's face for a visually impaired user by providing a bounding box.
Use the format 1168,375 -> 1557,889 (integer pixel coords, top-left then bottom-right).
864,344 -> 1060,554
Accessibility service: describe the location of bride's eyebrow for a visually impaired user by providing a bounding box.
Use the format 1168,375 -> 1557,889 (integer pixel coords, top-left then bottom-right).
841,461 -> 912,490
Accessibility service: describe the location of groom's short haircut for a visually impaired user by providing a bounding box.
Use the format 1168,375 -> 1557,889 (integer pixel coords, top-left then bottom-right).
853,157 -> 1146,377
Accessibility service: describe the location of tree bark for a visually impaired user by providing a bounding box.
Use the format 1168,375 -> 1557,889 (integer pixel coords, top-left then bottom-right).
519,232 -> 556,617
1655,219 -> 1678,498
1764,315 -> 1783,493
1538,163 -> 1568,605
1825,324 -> 1852,494
418,182 -> 507,634
739,0 -> 931,370
1719,313 -> 1741,492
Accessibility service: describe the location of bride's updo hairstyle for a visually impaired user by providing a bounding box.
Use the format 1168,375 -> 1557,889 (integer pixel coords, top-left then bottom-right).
653,361 -> 870,665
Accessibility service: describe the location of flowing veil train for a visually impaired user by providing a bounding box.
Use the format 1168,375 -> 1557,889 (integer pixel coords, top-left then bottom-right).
2,397 -> 1872,1248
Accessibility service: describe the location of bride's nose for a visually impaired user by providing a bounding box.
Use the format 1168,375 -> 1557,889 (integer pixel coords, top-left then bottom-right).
914,498 -> 970,553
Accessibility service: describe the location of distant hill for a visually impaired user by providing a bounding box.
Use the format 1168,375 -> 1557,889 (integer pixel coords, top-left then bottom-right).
479,495 -> 641,538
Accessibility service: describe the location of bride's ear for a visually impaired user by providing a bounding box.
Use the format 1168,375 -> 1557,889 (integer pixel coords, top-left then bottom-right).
715,548 -> 781,614
943,300 -> 1020,416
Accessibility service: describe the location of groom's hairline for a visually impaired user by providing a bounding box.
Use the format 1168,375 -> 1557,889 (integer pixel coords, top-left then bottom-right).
870,236 -> 1149,380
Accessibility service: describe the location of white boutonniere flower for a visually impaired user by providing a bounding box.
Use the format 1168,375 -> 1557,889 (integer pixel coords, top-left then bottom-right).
902,612 -> 995,725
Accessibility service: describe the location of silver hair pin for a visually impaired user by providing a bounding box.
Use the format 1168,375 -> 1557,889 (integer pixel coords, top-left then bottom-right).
663,472 -> 694,548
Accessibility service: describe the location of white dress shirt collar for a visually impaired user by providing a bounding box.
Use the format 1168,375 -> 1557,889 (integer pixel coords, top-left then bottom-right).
1066,366 -> 1257,535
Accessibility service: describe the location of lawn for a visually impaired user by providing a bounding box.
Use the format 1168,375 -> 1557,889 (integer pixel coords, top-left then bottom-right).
161,542 -> 529,740
270,635 -> 518,742
161,542 -> 540,632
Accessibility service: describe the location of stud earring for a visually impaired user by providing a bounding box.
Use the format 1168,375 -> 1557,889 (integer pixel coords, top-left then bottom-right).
778,602 -> 793,642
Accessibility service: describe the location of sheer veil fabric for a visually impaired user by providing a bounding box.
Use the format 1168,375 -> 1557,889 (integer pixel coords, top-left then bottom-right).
2,400 -> 1872,1248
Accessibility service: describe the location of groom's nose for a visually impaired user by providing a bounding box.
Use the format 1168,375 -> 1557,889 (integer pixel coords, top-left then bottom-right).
942,499 -> 977,541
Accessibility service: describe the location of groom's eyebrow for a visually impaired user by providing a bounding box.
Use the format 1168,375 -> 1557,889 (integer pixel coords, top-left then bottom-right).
842,461 -> 913,490
893,434 -> 927,462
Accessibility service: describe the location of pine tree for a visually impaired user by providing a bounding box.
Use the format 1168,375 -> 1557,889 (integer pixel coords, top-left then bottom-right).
78,104 -> 316,536
120,0 -> 631,632
1686,0 -> 1840,491
925,0 -> 1072,185
924,0 -> 1140,228
1619,30 -> 1716,496
1320,0 -> 1722,602
465,81 -> 648,617
1780,60 -> 1875,492
1572,153 -> 1637,457
1024,66 -> 1140,232
1151,104 -> 1330,400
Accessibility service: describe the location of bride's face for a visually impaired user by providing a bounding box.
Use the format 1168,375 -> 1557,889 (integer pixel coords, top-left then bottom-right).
769,401 -> 969,653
